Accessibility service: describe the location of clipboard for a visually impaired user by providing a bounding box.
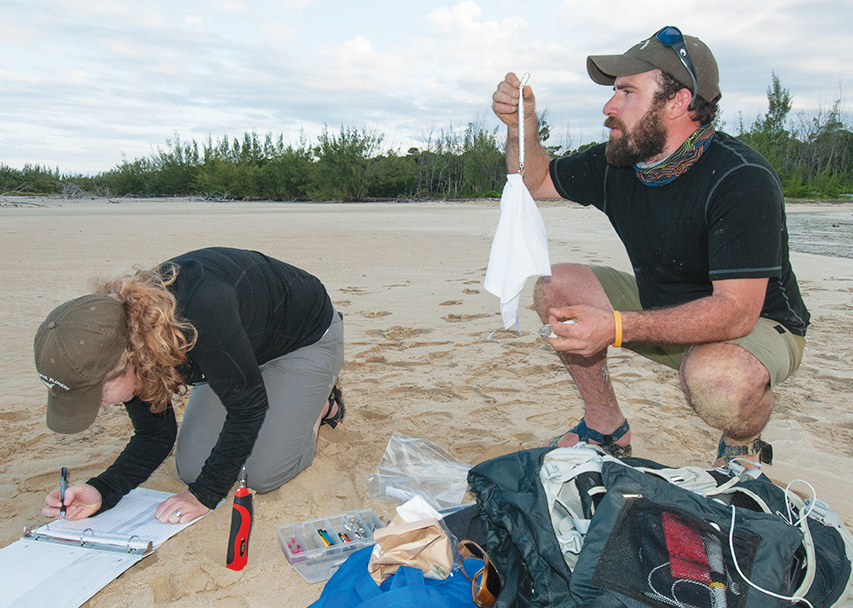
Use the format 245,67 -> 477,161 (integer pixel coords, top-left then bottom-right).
0,487 -> 208,608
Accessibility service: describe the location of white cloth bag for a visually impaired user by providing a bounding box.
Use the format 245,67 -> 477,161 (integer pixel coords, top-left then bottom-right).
484,172 -> 551,329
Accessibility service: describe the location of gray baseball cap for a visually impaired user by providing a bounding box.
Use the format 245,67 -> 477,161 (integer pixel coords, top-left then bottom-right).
34,294 -> 127,434
587,27 -> 720,103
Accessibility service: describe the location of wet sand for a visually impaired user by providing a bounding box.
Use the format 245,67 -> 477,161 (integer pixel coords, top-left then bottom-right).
787,204 -> 853,258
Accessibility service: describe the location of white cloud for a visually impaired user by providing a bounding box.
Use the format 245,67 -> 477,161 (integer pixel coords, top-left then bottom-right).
0,0 -> 851,173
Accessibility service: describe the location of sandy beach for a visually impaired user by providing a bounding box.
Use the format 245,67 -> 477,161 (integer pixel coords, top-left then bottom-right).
1,197 -> 851,607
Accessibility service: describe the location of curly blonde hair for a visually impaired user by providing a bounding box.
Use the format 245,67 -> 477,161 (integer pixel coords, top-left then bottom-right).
96,263 -> 197,413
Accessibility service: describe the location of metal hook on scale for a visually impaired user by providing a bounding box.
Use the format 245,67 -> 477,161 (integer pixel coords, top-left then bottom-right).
517,72 -> 530,175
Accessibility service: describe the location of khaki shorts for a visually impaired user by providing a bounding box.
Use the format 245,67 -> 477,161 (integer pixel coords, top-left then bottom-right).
590,265 -> 806,387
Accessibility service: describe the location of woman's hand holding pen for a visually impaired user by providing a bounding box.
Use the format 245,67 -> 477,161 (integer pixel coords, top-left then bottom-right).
43,483 -> 102,521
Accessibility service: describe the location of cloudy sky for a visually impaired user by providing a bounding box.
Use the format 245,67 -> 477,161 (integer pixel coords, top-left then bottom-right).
3,0 -> 851,175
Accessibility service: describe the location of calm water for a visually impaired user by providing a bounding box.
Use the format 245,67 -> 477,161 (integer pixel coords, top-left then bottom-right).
787,210 -> 853,259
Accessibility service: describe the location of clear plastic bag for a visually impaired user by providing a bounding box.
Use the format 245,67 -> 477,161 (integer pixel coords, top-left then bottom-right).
366,432 -> 472,511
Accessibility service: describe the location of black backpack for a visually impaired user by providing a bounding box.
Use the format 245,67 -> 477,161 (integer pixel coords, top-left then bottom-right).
464,446 -> 853,608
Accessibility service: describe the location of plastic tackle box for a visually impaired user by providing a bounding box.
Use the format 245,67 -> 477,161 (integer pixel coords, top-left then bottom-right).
277,508 -> 385,584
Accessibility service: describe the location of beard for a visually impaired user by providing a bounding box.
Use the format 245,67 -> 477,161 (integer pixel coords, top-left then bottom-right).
604,100 -> 668,167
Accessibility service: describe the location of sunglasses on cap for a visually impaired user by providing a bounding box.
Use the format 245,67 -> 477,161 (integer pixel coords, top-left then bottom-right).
655,26 -> 699,109
457,540 -> 502,607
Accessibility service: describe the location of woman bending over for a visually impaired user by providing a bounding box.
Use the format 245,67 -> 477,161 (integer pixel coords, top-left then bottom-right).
35,247 -> 344,523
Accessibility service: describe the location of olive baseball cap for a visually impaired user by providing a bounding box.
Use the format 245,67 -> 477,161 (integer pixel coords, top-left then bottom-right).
587,27 -> 720,103
34,294 -> 127,434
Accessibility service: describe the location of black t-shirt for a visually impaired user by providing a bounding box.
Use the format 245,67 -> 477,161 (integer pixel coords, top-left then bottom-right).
549,132 -> 809,336
88,247 -> 334,510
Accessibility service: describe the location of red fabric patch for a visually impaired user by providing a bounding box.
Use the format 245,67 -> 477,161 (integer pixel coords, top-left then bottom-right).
661,512 -> 711,583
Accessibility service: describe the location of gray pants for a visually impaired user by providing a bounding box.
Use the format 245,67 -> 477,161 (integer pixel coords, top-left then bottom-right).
175,311 -> 344,493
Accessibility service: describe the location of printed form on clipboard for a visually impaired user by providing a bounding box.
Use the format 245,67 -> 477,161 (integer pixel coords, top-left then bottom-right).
0,487 -> 209,608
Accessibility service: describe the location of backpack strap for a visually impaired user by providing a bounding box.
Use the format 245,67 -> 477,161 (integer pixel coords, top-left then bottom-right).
635,465 -> 722,496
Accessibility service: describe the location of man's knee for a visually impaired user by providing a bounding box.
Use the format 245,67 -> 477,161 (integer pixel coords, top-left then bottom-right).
680,364 -> 745,431
533,264 -> 607,318
680,344 -> 771,438
533,275 -> 554,320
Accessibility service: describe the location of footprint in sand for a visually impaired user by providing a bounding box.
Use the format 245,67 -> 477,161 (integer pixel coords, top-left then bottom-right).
443,313 -> 491,322
0,411 -> 30,423
388,386 -> 461,403
384,326 -> 432,341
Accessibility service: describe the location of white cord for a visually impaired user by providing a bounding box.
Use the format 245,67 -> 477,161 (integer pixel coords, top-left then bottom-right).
727,504 -> 815,607
517,72 -> 530,175
783,479 -> 816,527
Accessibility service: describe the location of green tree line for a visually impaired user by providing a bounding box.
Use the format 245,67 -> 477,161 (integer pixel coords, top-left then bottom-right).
2,74 -> 851,201
736,72 -> 852,199
0,121 -> 509,202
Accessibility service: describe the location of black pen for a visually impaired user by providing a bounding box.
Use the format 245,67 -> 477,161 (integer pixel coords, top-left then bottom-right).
60,467 -> 67,518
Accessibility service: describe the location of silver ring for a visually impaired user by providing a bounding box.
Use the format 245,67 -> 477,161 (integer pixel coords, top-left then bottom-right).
172,509 -> 182,518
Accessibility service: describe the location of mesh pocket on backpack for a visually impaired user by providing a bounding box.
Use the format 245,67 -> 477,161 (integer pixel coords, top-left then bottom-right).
592,497 -> 758,608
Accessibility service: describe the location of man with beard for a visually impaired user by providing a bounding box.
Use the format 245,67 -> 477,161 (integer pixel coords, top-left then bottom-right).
491,27 -> 809,468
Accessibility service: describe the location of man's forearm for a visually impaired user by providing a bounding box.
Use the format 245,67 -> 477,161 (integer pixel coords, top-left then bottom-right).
621,293 -> 761,346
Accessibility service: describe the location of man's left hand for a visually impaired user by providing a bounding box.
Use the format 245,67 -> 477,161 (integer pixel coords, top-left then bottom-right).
155,491 -> 210,524
546,305 -> 616,356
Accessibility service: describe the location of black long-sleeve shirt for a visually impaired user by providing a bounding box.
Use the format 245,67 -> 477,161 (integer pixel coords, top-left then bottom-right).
87,247 -> 333,510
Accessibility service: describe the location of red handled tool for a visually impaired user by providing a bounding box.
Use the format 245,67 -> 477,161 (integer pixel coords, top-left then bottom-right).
226,465 -> 253,571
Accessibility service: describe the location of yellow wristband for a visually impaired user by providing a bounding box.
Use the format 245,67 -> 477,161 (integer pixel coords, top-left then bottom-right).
612,310 -> 622,348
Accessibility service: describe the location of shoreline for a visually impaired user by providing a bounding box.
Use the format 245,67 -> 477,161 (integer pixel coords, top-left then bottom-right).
4,195 -> 852,259
4,193 -> 853,205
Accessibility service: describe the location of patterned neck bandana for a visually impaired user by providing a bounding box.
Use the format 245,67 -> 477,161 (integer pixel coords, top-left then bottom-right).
634,123 -> 715,186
